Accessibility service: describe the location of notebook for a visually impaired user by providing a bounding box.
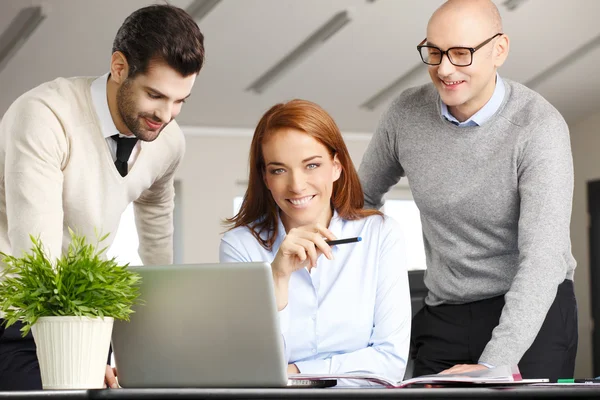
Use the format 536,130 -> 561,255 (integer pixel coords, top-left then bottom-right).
289,365 -> 549,388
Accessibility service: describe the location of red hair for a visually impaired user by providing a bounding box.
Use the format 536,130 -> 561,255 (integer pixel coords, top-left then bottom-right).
225,99 -> 381,251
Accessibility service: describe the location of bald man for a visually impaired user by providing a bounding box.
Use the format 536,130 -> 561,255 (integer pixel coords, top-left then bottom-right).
358,0 -> 577,381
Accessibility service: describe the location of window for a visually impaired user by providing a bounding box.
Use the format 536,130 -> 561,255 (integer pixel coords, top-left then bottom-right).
233,195 -> 243,216
108,181 -> 182,266
107,203 -> 143,266
382,198 -> 426,271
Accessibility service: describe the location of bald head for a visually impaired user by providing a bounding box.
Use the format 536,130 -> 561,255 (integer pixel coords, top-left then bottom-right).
428,0 -> 503,40
422,0 -> 509,122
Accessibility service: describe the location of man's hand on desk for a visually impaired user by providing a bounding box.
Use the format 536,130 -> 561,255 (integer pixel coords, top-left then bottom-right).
287,364 -> 300,375
104,365 -> 119,388
440,364 -> 489,375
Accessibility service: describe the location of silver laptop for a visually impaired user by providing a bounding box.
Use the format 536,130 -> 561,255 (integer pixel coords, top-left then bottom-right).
111,262 -> 288,388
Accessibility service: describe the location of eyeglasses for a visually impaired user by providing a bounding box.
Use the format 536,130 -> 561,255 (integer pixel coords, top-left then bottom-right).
417,33 -> 503,67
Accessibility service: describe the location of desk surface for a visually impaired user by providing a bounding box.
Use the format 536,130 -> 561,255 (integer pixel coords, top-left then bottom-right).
2,387 -> 600,400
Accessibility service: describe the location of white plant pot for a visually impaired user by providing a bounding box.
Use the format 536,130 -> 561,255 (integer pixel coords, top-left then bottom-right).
31,316 -> 114,390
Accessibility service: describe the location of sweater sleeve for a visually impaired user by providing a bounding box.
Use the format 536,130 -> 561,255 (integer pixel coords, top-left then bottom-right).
479,113 -> 574,367
358,100 -> 405,210
133,132 -> 185,266
2,97 -> 68,262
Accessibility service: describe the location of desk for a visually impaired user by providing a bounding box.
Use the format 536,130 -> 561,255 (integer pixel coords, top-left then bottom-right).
2,387 -> 600,400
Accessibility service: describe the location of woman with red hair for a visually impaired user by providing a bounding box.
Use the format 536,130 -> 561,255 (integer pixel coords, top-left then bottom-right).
220,99 -> 410,382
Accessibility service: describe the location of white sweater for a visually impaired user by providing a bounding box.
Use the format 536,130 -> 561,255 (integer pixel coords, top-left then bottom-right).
0,76 -> 185,268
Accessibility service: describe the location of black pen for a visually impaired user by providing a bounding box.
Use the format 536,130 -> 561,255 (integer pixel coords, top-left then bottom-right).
325,237 -> 362,246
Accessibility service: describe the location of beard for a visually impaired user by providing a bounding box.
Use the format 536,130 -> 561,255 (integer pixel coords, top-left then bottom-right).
116,79 -> 168,142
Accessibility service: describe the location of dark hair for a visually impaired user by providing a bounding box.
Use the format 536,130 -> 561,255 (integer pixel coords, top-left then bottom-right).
112,4 -> 205,78
225,99 -> 381,251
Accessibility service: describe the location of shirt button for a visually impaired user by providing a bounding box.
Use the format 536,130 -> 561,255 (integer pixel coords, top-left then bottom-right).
312,315 -> 316,321
312,348 -> 317,354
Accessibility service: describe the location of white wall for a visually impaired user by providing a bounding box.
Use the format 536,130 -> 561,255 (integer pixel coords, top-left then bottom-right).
174,130 -> 378,264
569,111 -> 600,378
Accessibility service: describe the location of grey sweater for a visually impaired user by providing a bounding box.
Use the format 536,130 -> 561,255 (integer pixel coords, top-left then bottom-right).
358,78 -> 576,367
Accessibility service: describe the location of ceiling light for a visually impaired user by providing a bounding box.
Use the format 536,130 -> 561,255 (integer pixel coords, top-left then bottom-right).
0,6 -> 46,74
360,64 -> 426,111
186,0 -> 222,22
501,0 -> 529,11
247,10 -> 352,94
525,33 -> 600,89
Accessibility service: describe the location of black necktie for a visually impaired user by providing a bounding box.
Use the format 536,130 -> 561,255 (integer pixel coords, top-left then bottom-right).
111,134 -> 138,177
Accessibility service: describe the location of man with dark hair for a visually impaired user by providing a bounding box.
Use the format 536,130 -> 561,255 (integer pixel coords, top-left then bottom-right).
359,0 -> 577,382
0,4 -> 205,390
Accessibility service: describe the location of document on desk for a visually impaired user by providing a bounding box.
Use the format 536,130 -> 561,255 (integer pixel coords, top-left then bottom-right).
289,365 -> 548,388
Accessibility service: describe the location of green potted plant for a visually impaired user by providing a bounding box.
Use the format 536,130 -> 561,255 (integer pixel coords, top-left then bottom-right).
0,229 -> 142,389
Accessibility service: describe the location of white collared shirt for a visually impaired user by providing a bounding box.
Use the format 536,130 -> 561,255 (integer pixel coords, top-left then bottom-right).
219,212 -> 411,382
90,73 -> 141,168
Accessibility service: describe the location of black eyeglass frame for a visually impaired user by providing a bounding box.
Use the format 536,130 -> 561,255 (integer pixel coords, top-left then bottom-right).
416,33 -> 503,66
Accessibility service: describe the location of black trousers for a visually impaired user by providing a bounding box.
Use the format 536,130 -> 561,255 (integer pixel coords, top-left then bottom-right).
411,279 -> 578,382
0,321 -> 41,390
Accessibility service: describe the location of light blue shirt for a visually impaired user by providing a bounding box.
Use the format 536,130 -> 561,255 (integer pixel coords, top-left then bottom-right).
219,212 -> 411,382
441,74 -> 506,127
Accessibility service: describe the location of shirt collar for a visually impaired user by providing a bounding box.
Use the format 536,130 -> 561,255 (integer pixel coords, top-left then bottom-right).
91,73 -> 121,139
441,73 -> 505,127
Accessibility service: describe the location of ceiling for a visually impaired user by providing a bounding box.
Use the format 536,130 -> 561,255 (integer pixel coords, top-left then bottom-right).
1,0 -> 599,133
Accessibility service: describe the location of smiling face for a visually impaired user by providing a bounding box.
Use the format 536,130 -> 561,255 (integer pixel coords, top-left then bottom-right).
262,128 -> 341,231
114,59 -> 196,141
426,0 -> 508,121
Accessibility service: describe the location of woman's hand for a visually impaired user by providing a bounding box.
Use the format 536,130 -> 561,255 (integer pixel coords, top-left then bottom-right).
287,364 -> 300,375
271,224 -> 336,310
273,224 -> 336,276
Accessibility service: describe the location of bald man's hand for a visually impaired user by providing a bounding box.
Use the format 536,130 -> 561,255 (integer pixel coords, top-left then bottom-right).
440,364 -> 489,375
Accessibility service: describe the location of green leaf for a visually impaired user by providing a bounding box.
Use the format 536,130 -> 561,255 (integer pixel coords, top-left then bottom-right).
0,230 -> 142,337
